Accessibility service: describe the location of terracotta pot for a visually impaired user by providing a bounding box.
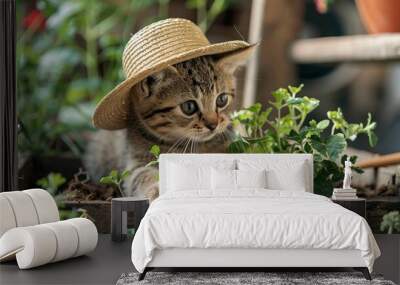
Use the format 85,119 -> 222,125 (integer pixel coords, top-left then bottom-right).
356,0 -> 400,34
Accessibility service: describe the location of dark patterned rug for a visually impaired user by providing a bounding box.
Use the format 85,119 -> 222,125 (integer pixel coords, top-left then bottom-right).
116,272 -> 396,285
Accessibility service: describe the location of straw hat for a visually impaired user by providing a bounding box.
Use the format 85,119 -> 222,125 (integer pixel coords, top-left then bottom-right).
93,18 -> 251,130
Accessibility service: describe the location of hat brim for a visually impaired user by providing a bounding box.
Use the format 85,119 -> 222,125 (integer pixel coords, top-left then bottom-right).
93,40 -> 252,130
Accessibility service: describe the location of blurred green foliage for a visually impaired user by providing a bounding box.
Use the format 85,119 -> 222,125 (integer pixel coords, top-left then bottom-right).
229,85 -> 377,197
380,211 -> 400,234
186,0 -> 236,32
37,172 -> 66,196
17,0 -> 235,158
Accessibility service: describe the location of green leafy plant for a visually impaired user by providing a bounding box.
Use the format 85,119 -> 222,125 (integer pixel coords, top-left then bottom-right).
229,85 -> 377,196
37,172 -> 67,196
380,211 -> 400,234
37,172 -> 86,220
145,145 -> 161,181
99,170 -> 131,197
146,145 -> 161,168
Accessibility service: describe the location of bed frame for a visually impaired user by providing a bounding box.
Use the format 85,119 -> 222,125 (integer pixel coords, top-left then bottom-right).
138,154 -> 372,281
139,248 -> 371,280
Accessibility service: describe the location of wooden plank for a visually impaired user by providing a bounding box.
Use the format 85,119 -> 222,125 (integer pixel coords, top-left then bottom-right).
291,34 -> 400,63
356,152 -> 400,168
243,0 -> 266,107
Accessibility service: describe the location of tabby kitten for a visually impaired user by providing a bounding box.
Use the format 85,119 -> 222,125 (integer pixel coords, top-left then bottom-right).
85,47 -> 253,201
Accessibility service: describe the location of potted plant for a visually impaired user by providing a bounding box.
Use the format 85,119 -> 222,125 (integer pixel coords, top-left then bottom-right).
314,0 -> 400,33
36,169 -> 124,233
356,0 -> 400,34
228,85 -> 376,197
62,169 -> 128,233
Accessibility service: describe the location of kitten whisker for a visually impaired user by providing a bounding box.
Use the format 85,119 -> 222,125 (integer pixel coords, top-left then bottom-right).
225,131 -> 234,143
192,135 -> 197,153
191,132 -> 199,153
220,132 -> 227,145
233,25 -> 245,42
183,137 -> 191,154
190,137 -> 194,153
224,130 -> 235,141
220,133 -> 228,147
172,135 -> 189,153
176,137 -> 188,151
167,136 -> 185,153
177,137 -> 189,153
195,134 -> 200,153
218,131 -> 225,144
186,138 -> 192,154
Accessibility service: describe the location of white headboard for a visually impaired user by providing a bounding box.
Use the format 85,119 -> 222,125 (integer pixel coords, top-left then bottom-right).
159,153 -> 313,194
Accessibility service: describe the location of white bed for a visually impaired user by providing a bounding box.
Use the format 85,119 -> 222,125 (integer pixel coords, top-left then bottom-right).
131,154 -> 380,280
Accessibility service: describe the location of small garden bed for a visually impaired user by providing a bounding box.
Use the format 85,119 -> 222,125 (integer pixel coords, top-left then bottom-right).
18,155 -> 122,233
60,171 -> 121,233
63,201 -> 111,233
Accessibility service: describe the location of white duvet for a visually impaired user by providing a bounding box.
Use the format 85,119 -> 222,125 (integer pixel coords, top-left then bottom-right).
131,190 -> 380,273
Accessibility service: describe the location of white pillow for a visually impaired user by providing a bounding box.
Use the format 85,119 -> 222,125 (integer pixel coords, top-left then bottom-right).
238,159 -> 307,191
212,168 -> 236,190
236,169 -> 267,189
211,169 -> 267,190
167,163 -> 211,191
266,167 -> 306,191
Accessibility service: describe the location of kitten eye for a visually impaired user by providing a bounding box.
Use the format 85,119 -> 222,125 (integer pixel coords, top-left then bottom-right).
180,100 -> 198,116
216,93 -> 229,108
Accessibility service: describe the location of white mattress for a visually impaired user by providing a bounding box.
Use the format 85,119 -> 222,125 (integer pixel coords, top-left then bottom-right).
131,190 -> 380,273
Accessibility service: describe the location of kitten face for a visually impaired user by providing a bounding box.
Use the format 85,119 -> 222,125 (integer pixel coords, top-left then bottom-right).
130,47 -> 254,143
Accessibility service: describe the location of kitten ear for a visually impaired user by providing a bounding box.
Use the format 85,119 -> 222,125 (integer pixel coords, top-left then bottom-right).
215,44 -> 256,74
141,66 -> 179,97
146,66 -> 179,86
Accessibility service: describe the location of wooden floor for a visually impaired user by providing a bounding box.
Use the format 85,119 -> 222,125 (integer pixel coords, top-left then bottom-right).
0,235 -> 134,285
1,234 -> 398,284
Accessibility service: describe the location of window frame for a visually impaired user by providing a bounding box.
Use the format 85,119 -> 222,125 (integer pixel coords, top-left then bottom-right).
0,0 -> 17,192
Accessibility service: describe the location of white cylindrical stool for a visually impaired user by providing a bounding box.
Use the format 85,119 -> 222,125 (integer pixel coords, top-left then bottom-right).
0,218 -> 98,269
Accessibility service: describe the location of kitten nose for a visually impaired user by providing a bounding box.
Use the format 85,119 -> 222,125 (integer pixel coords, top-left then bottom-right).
205,122 -> 217,131
202,115 -> 218,131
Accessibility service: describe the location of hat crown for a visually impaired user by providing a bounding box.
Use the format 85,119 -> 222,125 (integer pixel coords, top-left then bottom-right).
122,18 -> 210,78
